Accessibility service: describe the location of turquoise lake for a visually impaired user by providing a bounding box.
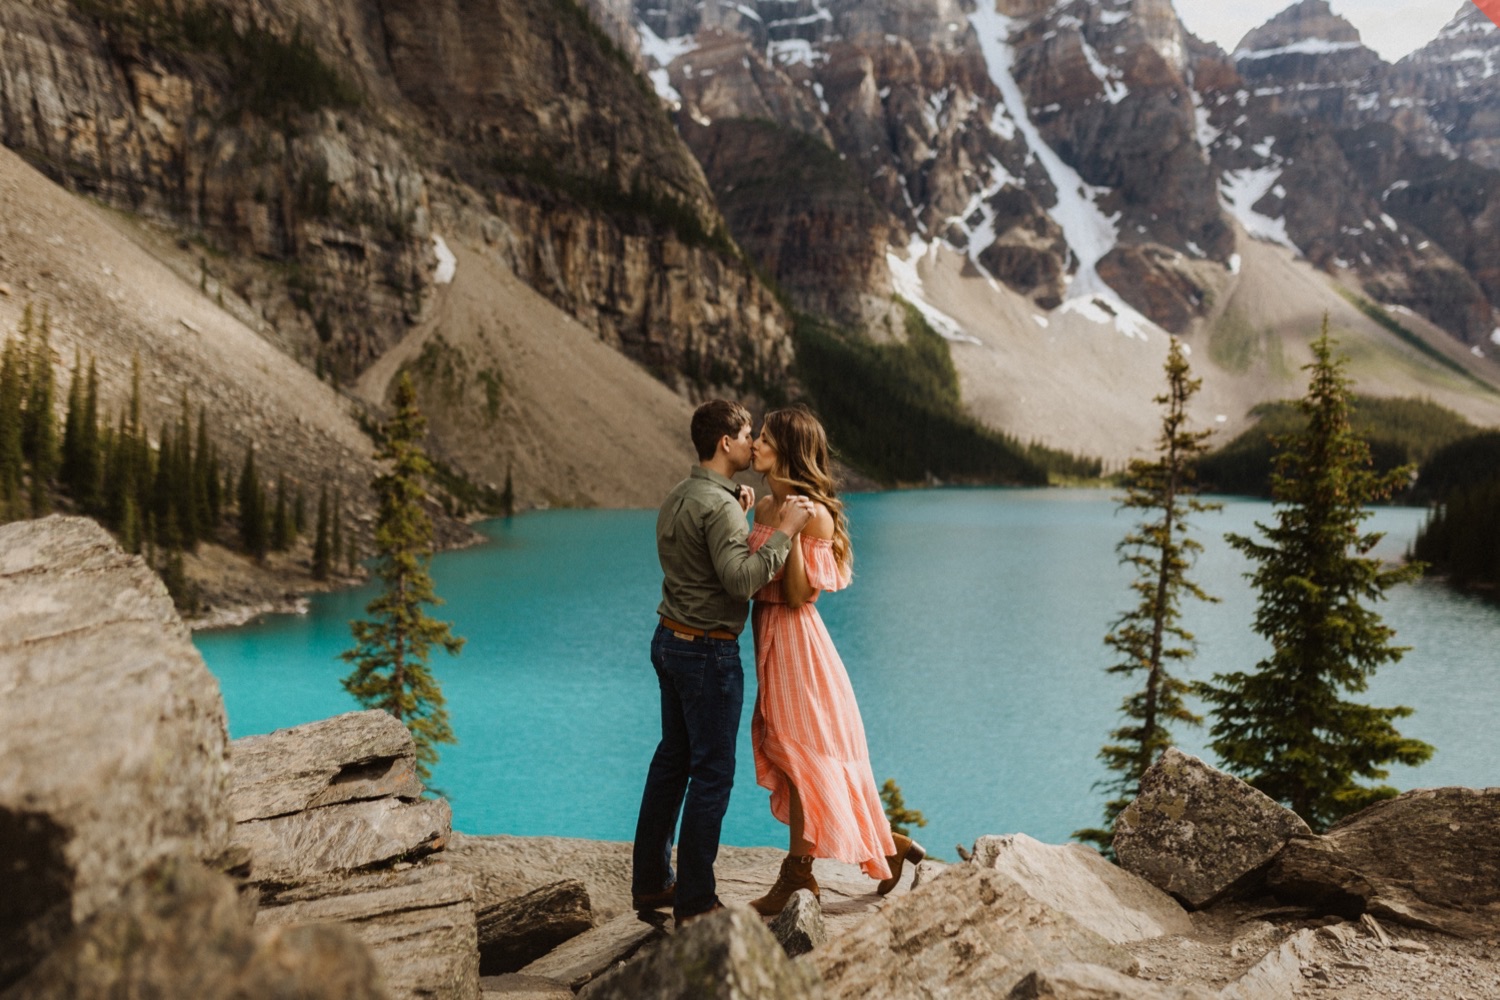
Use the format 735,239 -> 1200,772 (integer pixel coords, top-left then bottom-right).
194,489 -> 1500,857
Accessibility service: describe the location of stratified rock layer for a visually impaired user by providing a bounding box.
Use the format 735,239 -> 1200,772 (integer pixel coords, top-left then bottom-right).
1267,787 -> 1500,937
0,516 -> 234,991
1113,748 -> 1311,910
478,879 -> 594,975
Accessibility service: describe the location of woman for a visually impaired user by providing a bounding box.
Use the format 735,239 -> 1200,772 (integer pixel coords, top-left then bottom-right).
744,405 -> 925,915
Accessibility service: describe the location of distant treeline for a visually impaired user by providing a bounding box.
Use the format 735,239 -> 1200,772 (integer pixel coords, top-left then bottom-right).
1196,395 -> 1476,497
793,304 -> 1099,486
1410,432 -> 1500,592
0,306 -> 354,609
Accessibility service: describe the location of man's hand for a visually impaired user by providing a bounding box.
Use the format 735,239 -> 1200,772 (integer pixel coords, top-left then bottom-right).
776,495 -> 815,536
737,484 -> 755,513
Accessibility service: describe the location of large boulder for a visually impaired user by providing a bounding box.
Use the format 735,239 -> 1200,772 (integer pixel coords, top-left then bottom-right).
229,713 -> 452,885
256,862 -> 480,1000
580,905 -> 823,1000
1266,787 -> 1500,937
229,710 -> 425,823
769,889 -> 826,958
519,912 -> 666,991
478,879 -> 594,975
808,862 -> 1136,999
0,517 -> 234,991
3,853 -> 387,999
1113,749 -> 1311,909
970,834 -> 1193,944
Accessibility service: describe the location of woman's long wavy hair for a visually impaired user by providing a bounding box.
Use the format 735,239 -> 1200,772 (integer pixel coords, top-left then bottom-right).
762,405 -> 852,574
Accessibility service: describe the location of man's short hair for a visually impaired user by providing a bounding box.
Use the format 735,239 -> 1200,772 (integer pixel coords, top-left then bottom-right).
691,399 -> 751,460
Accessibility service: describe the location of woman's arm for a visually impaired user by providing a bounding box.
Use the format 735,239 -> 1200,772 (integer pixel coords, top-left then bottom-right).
784,505 -> 835,608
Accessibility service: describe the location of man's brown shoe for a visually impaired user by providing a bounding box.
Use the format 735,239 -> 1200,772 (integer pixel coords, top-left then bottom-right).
750,854 -> 818,916
632,883 -> 676,910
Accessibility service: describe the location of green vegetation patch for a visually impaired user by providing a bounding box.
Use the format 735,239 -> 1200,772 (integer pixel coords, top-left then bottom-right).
793,307 -> 1063,486
1197,395 -> 1475,497
1335,287 -> 1500,397
73,0 -> 361,119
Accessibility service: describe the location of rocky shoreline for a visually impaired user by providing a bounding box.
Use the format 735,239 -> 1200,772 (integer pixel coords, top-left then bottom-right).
4,515 -> 1498,1000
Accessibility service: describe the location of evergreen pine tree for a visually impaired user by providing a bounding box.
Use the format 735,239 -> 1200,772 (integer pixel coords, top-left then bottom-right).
76,357 -> 101,513
1075,339 -> 1220,854
340,374 -> 463,779
880,778 -> 928,840
501,463 -> 514,517
294,485 -> 307,537
62,349 -> 84,501
0,335 -> 25,521
238,445 -> 269,559
1200,319 -> 1433,831
312,484 -> 332,581
330,489 -> 343,573
22,308 -> 57,516
272,472 -> 292,551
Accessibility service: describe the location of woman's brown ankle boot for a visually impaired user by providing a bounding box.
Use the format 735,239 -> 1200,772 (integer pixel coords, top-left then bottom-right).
876,832 -> 927,895
750,854 -> 818,916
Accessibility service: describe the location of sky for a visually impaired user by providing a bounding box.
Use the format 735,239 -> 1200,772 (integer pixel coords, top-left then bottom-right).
1175,0 -> 1475,63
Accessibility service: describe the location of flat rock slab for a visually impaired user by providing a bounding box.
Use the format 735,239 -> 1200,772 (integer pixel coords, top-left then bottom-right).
519,911 -> 665,989
257,862 -> 478,1000
579,904 -> 822,999
235,795 -> 452,885
446,835 -> 893,936
479,973 -> 573,999
1012,962 -> 1216,999
1114,749 -> 1310,910
971,834 -> 1193,944
229,710 -> 423,823
1267,787 -> 1500,937
0,517 -> 233,990
5,853 -> 387,1000
809,862 -> 1136,999
478,878 -> 593,974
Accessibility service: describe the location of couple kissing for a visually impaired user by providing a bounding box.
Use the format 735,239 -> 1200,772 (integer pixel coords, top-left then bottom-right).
630,400 -> 925,925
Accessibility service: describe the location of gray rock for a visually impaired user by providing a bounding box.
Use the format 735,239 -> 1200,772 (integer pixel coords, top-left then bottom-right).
4,853 -> 387,1000
1217,928 -> 1319,1000
769,888 -> 826,958
581,904 -> 823,999
519,911 -> 666,990
478,878 -> 594,975
234,795 -> 452,884
229,710 -> 424,823
1266,786 -> 1500,938
1009,963 -> 1215,999
1113,749 -> 1311,909
0,517 -> 233,991
971,834 -> 1193,944
257,861 -> 479,1000
809,862 -> 1136,999
479,973 -> 573,999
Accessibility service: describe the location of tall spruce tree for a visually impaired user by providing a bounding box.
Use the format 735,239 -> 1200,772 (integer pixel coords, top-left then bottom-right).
0,334 -> 24,521
22,308 -> 57,516
340,374 -> 462,779
238,444 -> 269,559
312,484 -> 332,580
1075,339 -> 1220,853
1199,319 -> 1432,831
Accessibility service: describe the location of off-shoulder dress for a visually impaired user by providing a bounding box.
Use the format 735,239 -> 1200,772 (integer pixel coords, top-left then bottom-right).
747,521 -> 895,879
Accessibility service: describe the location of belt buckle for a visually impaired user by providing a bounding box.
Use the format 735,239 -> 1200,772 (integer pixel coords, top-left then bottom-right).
671,630 -> 696,641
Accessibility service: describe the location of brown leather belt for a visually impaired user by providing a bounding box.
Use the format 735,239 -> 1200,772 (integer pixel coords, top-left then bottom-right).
660,616 -> 737,642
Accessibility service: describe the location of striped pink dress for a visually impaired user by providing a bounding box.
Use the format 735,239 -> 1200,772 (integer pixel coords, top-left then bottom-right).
748,522 -> 895,879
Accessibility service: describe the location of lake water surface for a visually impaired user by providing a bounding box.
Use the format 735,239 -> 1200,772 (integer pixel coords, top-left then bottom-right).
194,489 -> 1500,856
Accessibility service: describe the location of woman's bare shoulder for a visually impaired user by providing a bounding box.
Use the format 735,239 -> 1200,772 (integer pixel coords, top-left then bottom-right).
803,503 -> 836,540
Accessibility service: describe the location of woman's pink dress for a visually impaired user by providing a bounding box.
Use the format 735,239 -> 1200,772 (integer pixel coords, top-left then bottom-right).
748,522 -> 895,879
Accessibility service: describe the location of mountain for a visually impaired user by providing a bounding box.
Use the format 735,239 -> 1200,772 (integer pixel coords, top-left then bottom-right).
2,0 -> 1500,522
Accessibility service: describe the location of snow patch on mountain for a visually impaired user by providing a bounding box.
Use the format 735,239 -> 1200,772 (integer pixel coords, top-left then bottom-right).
888,237 -> 982,344
637,21 -> 697,105
1220,167 -> 1299,253
969,6 -> 1124,312
1234,38 -> 1363,61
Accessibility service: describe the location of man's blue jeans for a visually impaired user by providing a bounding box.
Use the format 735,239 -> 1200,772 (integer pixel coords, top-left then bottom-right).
631,624 -> 744,918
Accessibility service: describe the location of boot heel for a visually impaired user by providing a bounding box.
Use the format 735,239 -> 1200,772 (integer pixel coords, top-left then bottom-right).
906,841 -> 927,865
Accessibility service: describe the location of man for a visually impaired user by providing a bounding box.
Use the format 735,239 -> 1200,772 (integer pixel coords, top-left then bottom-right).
631,399 -> 814,924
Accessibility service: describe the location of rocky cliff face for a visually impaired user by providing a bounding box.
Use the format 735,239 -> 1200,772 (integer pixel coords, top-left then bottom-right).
0,0 -> 792,396
627,0 -> 1500,345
